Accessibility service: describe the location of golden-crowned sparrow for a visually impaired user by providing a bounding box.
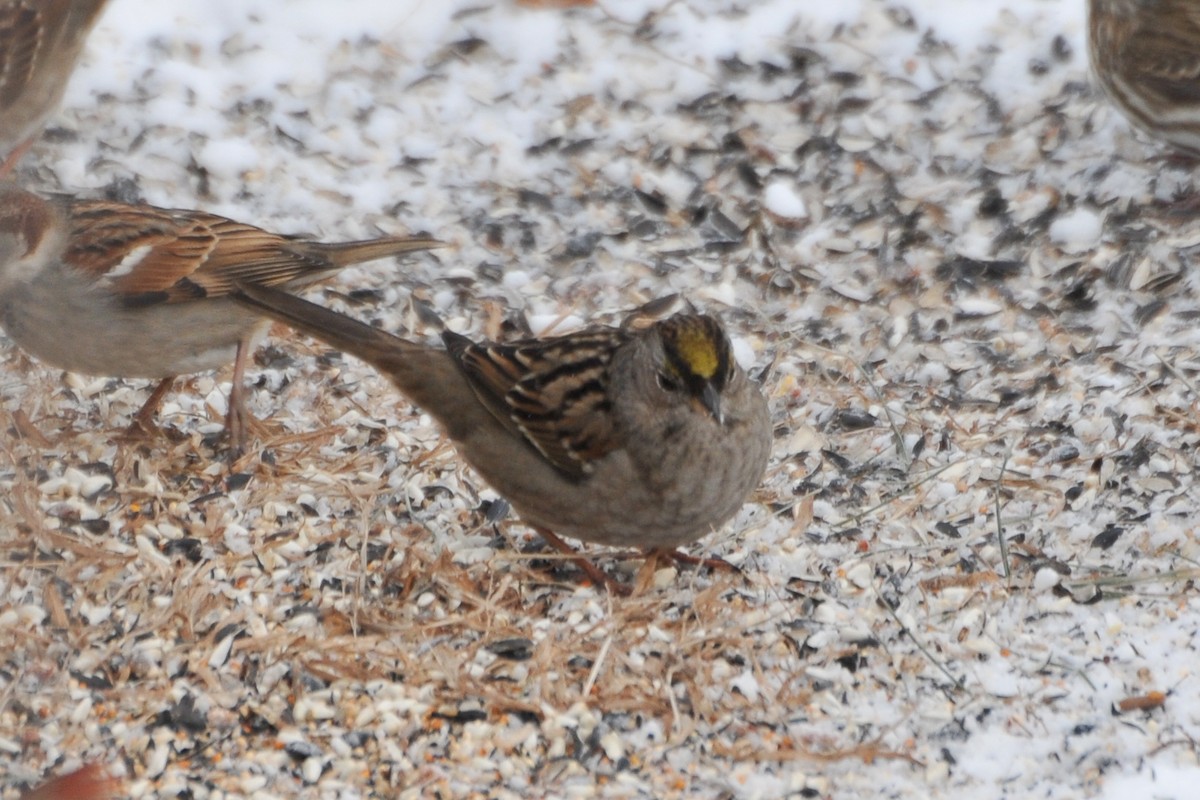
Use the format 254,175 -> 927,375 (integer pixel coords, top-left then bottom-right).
0,0 -> 110,176
0,184 -> 441,450
1089,0 -> 1200,155
232,282 -> 772,583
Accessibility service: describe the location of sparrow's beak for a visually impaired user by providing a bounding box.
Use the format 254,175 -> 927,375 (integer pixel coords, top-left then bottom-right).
699,381 -> 724,425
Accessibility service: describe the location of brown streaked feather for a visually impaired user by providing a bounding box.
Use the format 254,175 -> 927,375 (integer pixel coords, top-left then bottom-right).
147,213 -> 321,300
60,199 -> 441,305
180,220 -> 441,298
1125,1 -> 1200,105
63,201 -> 219,296
0,0 -> 109,111
289,235 -> 446,268
0,4 -> 39,108
0,181 -> 54,255
447,328 -> 625,478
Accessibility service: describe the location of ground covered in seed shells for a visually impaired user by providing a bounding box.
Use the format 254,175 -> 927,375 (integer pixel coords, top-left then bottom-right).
1,0 -> 1198,798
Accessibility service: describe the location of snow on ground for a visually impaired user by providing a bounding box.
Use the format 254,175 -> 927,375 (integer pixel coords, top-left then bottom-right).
3,0 -> 1200,797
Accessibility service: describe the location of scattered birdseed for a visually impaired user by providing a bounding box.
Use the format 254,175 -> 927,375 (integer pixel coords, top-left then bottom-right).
1,1 -> 1197,798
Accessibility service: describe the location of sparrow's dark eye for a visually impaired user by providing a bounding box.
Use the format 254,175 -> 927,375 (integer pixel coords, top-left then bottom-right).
657,371 -> 682,393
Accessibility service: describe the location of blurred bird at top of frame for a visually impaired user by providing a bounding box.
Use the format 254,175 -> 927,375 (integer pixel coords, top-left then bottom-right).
0,0 -> 110,175
0,183 -> 442,454
1088,0 -> 1200,155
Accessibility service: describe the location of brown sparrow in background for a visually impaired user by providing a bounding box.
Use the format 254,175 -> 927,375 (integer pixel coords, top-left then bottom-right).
0,183 -> 441,451
0,0 -> 110,175
233,283 -> 772,591
1088,0 -> 1200,155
